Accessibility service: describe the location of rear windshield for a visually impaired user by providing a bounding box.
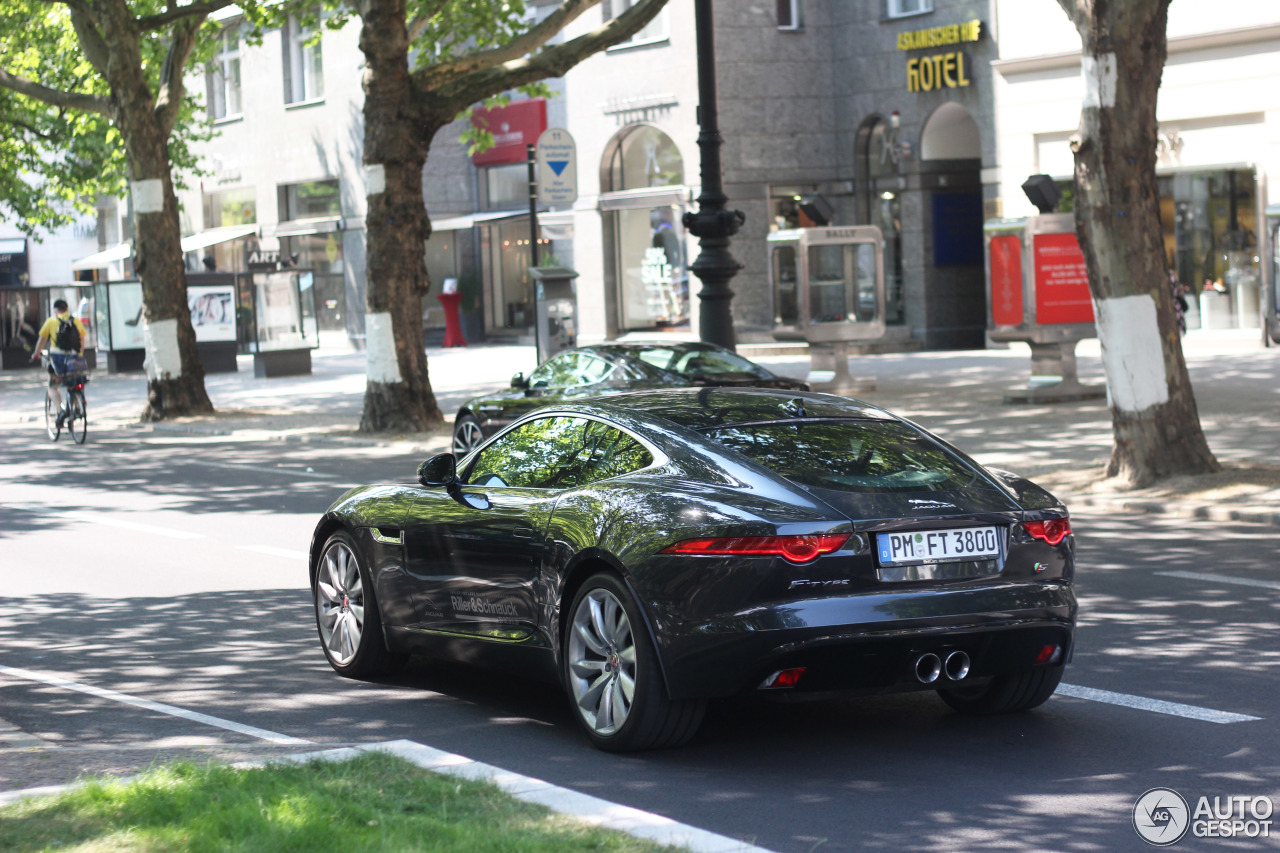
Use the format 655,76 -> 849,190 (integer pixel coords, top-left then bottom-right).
706,420 -> 979,493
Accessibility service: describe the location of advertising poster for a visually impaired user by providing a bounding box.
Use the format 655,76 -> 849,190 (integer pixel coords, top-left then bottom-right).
989,234 -> 1024,327
1033,232 -> 1094,324
108,281 -> 147,350
187,285 -> 236,342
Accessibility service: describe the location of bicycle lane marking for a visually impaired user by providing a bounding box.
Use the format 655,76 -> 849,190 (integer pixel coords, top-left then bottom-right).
0,663 -> 313,745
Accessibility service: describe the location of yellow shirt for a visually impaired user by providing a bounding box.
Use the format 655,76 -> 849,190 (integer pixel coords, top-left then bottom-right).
38,312 -> 87,354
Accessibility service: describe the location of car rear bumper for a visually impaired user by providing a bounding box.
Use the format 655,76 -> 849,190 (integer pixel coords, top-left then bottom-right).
653,581 -> 1076,699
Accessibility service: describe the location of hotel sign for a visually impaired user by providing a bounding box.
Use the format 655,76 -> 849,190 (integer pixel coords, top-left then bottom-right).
897,19 -> 982,93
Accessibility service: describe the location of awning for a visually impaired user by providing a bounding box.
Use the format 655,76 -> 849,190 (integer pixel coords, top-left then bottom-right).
180,224 -> 258,252
0,238 -> 26,254
273,216 -> 343,237
71,242 -> 132,271
430,209 -> 528,232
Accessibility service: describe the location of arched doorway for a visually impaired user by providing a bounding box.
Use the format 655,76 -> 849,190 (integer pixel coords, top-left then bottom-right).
599,124 -> 690,333
920,102 -> 985,349
855,116 -> 904,325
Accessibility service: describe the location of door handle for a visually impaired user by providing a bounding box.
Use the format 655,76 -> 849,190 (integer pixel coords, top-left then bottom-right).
512,525 -> 536,539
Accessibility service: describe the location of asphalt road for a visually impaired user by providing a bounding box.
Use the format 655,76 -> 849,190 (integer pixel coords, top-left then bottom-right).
2,424 -> 1279,852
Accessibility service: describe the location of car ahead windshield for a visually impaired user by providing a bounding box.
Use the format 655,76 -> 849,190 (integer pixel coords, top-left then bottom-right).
705,419 -> 979,493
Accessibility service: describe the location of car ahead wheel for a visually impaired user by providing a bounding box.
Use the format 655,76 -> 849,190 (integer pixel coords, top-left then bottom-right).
937,664 -> 1064,715
313,530 -> 405,678
452,413 -> 485,458
564,573 -> 705,752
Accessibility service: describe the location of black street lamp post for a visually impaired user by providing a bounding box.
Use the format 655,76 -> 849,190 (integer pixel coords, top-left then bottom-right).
683,0 -> 744,351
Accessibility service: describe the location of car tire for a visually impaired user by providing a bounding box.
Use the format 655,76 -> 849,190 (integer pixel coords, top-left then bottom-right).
564,572 -> 705,752
936,664 -> 1064,715
313,529 -> 406,679
452,413 -> 485,458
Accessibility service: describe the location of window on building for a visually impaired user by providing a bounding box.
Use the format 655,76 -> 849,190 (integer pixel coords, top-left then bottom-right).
280,179 -> 341,221
203,188 -> 257,228
482,164 -> 529,210
283,15 -> 324,104
603,0 -> 668,48
207,28 -> 242,120
777,0 -> 803,30
887,0 -> 932,18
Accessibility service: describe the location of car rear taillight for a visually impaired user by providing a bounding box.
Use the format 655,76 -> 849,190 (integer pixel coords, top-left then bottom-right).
660,533 -> 849,564
1023,518 -> 1071,545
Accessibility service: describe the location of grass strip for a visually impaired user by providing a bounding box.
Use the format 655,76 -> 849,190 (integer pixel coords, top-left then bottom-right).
0,751 -> 686,853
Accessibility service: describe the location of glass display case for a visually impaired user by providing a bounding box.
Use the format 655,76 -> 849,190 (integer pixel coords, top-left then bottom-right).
767,226 -> 886,344
243,269 -> 318,376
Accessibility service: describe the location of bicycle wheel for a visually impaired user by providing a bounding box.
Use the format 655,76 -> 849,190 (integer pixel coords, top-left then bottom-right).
44,387 -> 60,441
67,388 -> 87,444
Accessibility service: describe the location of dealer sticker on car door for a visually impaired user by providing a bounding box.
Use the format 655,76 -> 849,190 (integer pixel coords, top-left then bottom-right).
877,527 -> 1001,566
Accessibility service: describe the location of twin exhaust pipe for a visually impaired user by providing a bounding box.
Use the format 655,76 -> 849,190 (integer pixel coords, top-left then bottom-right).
914,650 -> 970,683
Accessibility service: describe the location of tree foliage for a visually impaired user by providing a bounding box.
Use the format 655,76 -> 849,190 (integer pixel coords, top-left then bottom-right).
0,0 -> 225,237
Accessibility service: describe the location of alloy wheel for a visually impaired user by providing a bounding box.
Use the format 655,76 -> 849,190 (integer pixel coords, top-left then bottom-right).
567,587 -> 637,736
452,420 -> 485,456
315,540 -> 366,667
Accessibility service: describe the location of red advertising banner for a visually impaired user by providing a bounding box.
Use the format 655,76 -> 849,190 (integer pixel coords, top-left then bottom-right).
1033,232 -> 1094,324
470,99 -> 548,167
989,234 -> 1023,326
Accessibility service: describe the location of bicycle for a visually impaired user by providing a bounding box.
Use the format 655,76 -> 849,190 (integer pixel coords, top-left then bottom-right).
42,354 -> 89,444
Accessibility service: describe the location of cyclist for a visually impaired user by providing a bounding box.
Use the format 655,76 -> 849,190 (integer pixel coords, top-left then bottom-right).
30,298 -> 87,428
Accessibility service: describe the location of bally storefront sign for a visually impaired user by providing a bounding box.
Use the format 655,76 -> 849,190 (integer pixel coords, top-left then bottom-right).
897,19 -> 982,93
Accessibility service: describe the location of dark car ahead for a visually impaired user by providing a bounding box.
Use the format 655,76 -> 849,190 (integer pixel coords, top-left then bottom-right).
310,388 -> 1076,752
451,341 -> 808,456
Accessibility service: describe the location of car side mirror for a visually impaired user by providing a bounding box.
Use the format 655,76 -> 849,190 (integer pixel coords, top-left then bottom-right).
417,453 -> 457,488
511,372 -> 528,389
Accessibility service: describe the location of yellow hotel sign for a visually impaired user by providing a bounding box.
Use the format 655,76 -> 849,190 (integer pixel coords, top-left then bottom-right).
897,19 -> 982,93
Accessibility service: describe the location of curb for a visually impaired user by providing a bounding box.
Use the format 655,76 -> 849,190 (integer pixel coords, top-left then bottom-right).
0,739 -> 774,853
1062,493 -> 1280,529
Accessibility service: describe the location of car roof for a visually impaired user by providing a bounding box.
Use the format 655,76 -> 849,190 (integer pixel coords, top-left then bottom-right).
577,387 -> 897,431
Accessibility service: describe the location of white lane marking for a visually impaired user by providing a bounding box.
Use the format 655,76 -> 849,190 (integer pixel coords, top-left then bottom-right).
238,545 -> 309,561
0,664 -> 313,746
1156,570 -> 1280,591
12,507 -> 204,540
1056,683 -> 1261,724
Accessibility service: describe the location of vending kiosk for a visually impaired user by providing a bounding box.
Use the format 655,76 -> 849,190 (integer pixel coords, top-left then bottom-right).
985,214 -> 1105,403
767,226 -> 886,393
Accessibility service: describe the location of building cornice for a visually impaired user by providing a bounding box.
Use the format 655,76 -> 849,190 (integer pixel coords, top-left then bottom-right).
992,22 -> 1280,75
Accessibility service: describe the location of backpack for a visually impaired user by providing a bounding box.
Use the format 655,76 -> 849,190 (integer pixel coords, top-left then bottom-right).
55,316 -> 81,352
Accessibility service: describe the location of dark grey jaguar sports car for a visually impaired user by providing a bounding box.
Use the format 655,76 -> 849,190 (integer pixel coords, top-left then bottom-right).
310,388 -> 1076,751
451,341 -> 808,457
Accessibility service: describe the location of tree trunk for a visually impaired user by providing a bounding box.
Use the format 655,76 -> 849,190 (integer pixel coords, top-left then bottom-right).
357,0 -> 443,433
99,0 -> 211,421
1058,0 -> 1217,486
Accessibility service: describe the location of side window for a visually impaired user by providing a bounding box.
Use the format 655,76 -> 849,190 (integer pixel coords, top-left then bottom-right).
569,420 -> 654,485
576,354 -> 614,385
528,353 -> 614,389
528,353 -> 579,389
466,417 -> 588,489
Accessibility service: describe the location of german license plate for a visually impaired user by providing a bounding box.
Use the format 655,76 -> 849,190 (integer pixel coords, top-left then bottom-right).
876,527 -> 1001,567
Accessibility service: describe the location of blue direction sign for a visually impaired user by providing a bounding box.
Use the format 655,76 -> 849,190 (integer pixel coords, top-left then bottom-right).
536,128 -> 577,205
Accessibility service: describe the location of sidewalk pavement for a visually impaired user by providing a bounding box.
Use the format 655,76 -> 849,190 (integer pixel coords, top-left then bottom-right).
2,328 -> 1278,525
